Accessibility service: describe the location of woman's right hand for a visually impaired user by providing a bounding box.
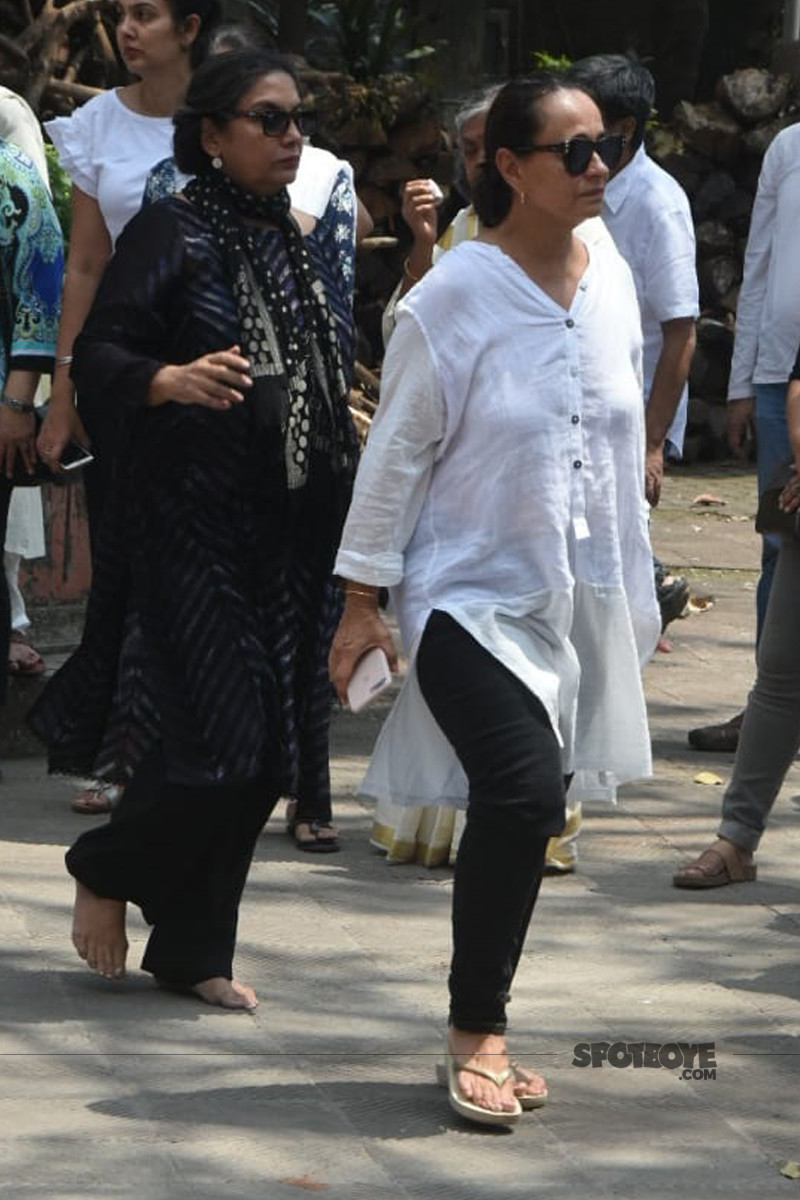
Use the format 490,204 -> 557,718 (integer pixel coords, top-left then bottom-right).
329,594 -> 399,705
148,345 -> 252,409
37,400 -> 90,469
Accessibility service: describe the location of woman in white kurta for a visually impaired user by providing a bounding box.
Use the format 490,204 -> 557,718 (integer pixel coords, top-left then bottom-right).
374,88 -> 613,871
330,75 -> 659,1128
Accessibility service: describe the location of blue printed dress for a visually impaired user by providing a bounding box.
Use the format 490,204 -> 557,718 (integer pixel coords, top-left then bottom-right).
0,138 -> 63,390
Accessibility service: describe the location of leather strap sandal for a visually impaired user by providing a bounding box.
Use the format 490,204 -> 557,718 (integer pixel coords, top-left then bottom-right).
71,782 -> 123,815
672,839 -> 756,889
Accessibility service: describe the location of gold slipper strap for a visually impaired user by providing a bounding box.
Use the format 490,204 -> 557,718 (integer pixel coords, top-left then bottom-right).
454,1062 -> 513,1088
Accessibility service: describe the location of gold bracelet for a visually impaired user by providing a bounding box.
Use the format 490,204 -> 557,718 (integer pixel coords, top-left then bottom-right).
403,256 -> 422,284
346,586 -> 378,600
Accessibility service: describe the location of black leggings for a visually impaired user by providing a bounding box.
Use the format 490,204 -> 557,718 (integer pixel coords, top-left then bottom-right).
416,610 -> 566,1034
66,746 -> 278,984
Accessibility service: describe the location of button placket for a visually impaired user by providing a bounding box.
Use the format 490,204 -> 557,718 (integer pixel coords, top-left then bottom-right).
564,317 -> 588,536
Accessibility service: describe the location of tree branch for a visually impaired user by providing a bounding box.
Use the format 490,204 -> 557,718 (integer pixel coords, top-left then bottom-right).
0,33 -> 30,68
44,78 -> 103,103
20,0 -> 116,52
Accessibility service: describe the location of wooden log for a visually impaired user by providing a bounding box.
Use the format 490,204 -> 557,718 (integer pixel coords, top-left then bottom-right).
0,33 -> 29,69
358,235 -> 399,251
45,78 -> 103,103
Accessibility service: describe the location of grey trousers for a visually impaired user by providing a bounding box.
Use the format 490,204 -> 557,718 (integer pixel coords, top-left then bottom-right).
719,536 -> 800,852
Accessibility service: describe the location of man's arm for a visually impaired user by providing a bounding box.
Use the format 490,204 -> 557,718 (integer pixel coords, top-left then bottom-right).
645,316 -> 696,505
727,135 -> 781,401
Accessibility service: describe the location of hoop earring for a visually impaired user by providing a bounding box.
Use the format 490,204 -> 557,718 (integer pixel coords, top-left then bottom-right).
211,155 -> 223,170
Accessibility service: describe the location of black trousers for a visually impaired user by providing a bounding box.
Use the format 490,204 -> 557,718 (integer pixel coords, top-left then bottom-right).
66,746 -> 278,984
416,610 -> 566,1034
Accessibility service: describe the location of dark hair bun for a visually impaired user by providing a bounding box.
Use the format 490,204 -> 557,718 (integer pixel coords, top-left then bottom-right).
471,72 -> 566,229
472,159 -> 512,227
173,49 -> 299,175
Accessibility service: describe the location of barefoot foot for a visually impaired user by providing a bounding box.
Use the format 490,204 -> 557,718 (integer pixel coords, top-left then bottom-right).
72,881 -> 128,979
448,1029 -> 519,1115
191,977 -> 258,1011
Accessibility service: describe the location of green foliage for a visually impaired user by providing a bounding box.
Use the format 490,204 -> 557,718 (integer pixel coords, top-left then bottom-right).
307,0 -> 434,81
45,144 -> 71,249
531,49 -> 572,71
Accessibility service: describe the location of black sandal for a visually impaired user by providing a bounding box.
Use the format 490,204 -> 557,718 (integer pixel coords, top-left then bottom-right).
288,815 -> 340,853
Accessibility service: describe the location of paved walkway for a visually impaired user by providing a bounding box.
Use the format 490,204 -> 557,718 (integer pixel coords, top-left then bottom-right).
1,464 -> 799,1199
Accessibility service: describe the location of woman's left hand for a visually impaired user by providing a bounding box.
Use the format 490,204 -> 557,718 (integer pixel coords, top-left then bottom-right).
0,407 -> 37,480
779,464 -> 800,513
329,594 -> 398,705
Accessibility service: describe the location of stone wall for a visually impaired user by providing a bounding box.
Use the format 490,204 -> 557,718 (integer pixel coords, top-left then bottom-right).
652,67 -> 797,461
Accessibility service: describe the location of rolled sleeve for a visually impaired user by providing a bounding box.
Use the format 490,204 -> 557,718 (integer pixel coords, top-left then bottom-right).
727,139 -> 779,400
645,208 -> 699,325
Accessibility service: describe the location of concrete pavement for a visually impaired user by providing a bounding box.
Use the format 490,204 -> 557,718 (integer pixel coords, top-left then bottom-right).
1,462 -> 799,1199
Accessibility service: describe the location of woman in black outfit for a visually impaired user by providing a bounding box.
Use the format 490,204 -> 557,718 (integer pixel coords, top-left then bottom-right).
30,50 -> 357,1009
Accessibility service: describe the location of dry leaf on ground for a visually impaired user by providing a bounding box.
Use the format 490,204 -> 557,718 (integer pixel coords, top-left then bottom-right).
687,595 -> 715,613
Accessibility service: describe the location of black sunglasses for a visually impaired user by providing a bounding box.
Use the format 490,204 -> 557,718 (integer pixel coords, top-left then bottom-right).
228,107 -> 317,138
514,134 -> 626,176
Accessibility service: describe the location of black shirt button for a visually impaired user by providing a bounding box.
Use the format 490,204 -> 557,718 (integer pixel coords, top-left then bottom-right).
571,415 -> 580,424
565,318 -> 575,328
573,459 -> 582,469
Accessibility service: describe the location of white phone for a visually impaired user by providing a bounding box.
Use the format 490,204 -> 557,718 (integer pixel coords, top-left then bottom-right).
347,646 -> 393,713
59,440 -> 94,471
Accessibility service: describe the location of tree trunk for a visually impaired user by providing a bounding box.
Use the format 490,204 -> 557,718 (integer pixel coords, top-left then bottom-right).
277,0 -> 308,55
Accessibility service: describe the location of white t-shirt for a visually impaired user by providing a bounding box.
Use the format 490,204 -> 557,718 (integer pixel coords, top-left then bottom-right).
603,146 -> 699,455
291,143 -> 353,221
335,236 -> 658,809
46,89 -> 184,245
728,121 -> 800,399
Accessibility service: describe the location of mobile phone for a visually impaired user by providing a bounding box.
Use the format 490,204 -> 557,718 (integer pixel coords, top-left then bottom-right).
59,440 -> 94,471
346,647 -> 393,713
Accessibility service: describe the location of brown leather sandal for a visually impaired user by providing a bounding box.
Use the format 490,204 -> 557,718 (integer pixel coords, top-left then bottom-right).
672,839 -> 756,889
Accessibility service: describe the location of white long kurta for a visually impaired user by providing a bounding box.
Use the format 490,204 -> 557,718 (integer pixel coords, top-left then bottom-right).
335,236 -> 659,809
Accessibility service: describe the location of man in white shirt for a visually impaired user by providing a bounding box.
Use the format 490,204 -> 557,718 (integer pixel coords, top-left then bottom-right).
687,122 -> 800,753
566,56 -> 698,634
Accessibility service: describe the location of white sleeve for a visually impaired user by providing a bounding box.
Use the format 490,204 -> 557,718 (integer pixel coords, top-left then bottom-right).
45,99 -> 102,198
643,207 -> 699,324
727,139 -> 780,400
335,311 -> 444,585
382,243 -> 445,349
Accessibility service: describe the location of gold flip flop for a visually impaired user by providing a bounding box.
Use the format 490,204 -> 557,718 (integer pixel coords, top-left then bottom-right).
436,1057 -> 548,1110
442,1039 -> 522,1128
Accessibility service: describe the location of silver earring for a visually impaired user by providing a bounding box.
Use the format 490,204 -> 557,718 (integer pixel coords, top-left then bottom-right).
518,189 -> 527,205
211,155 -> 222,170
